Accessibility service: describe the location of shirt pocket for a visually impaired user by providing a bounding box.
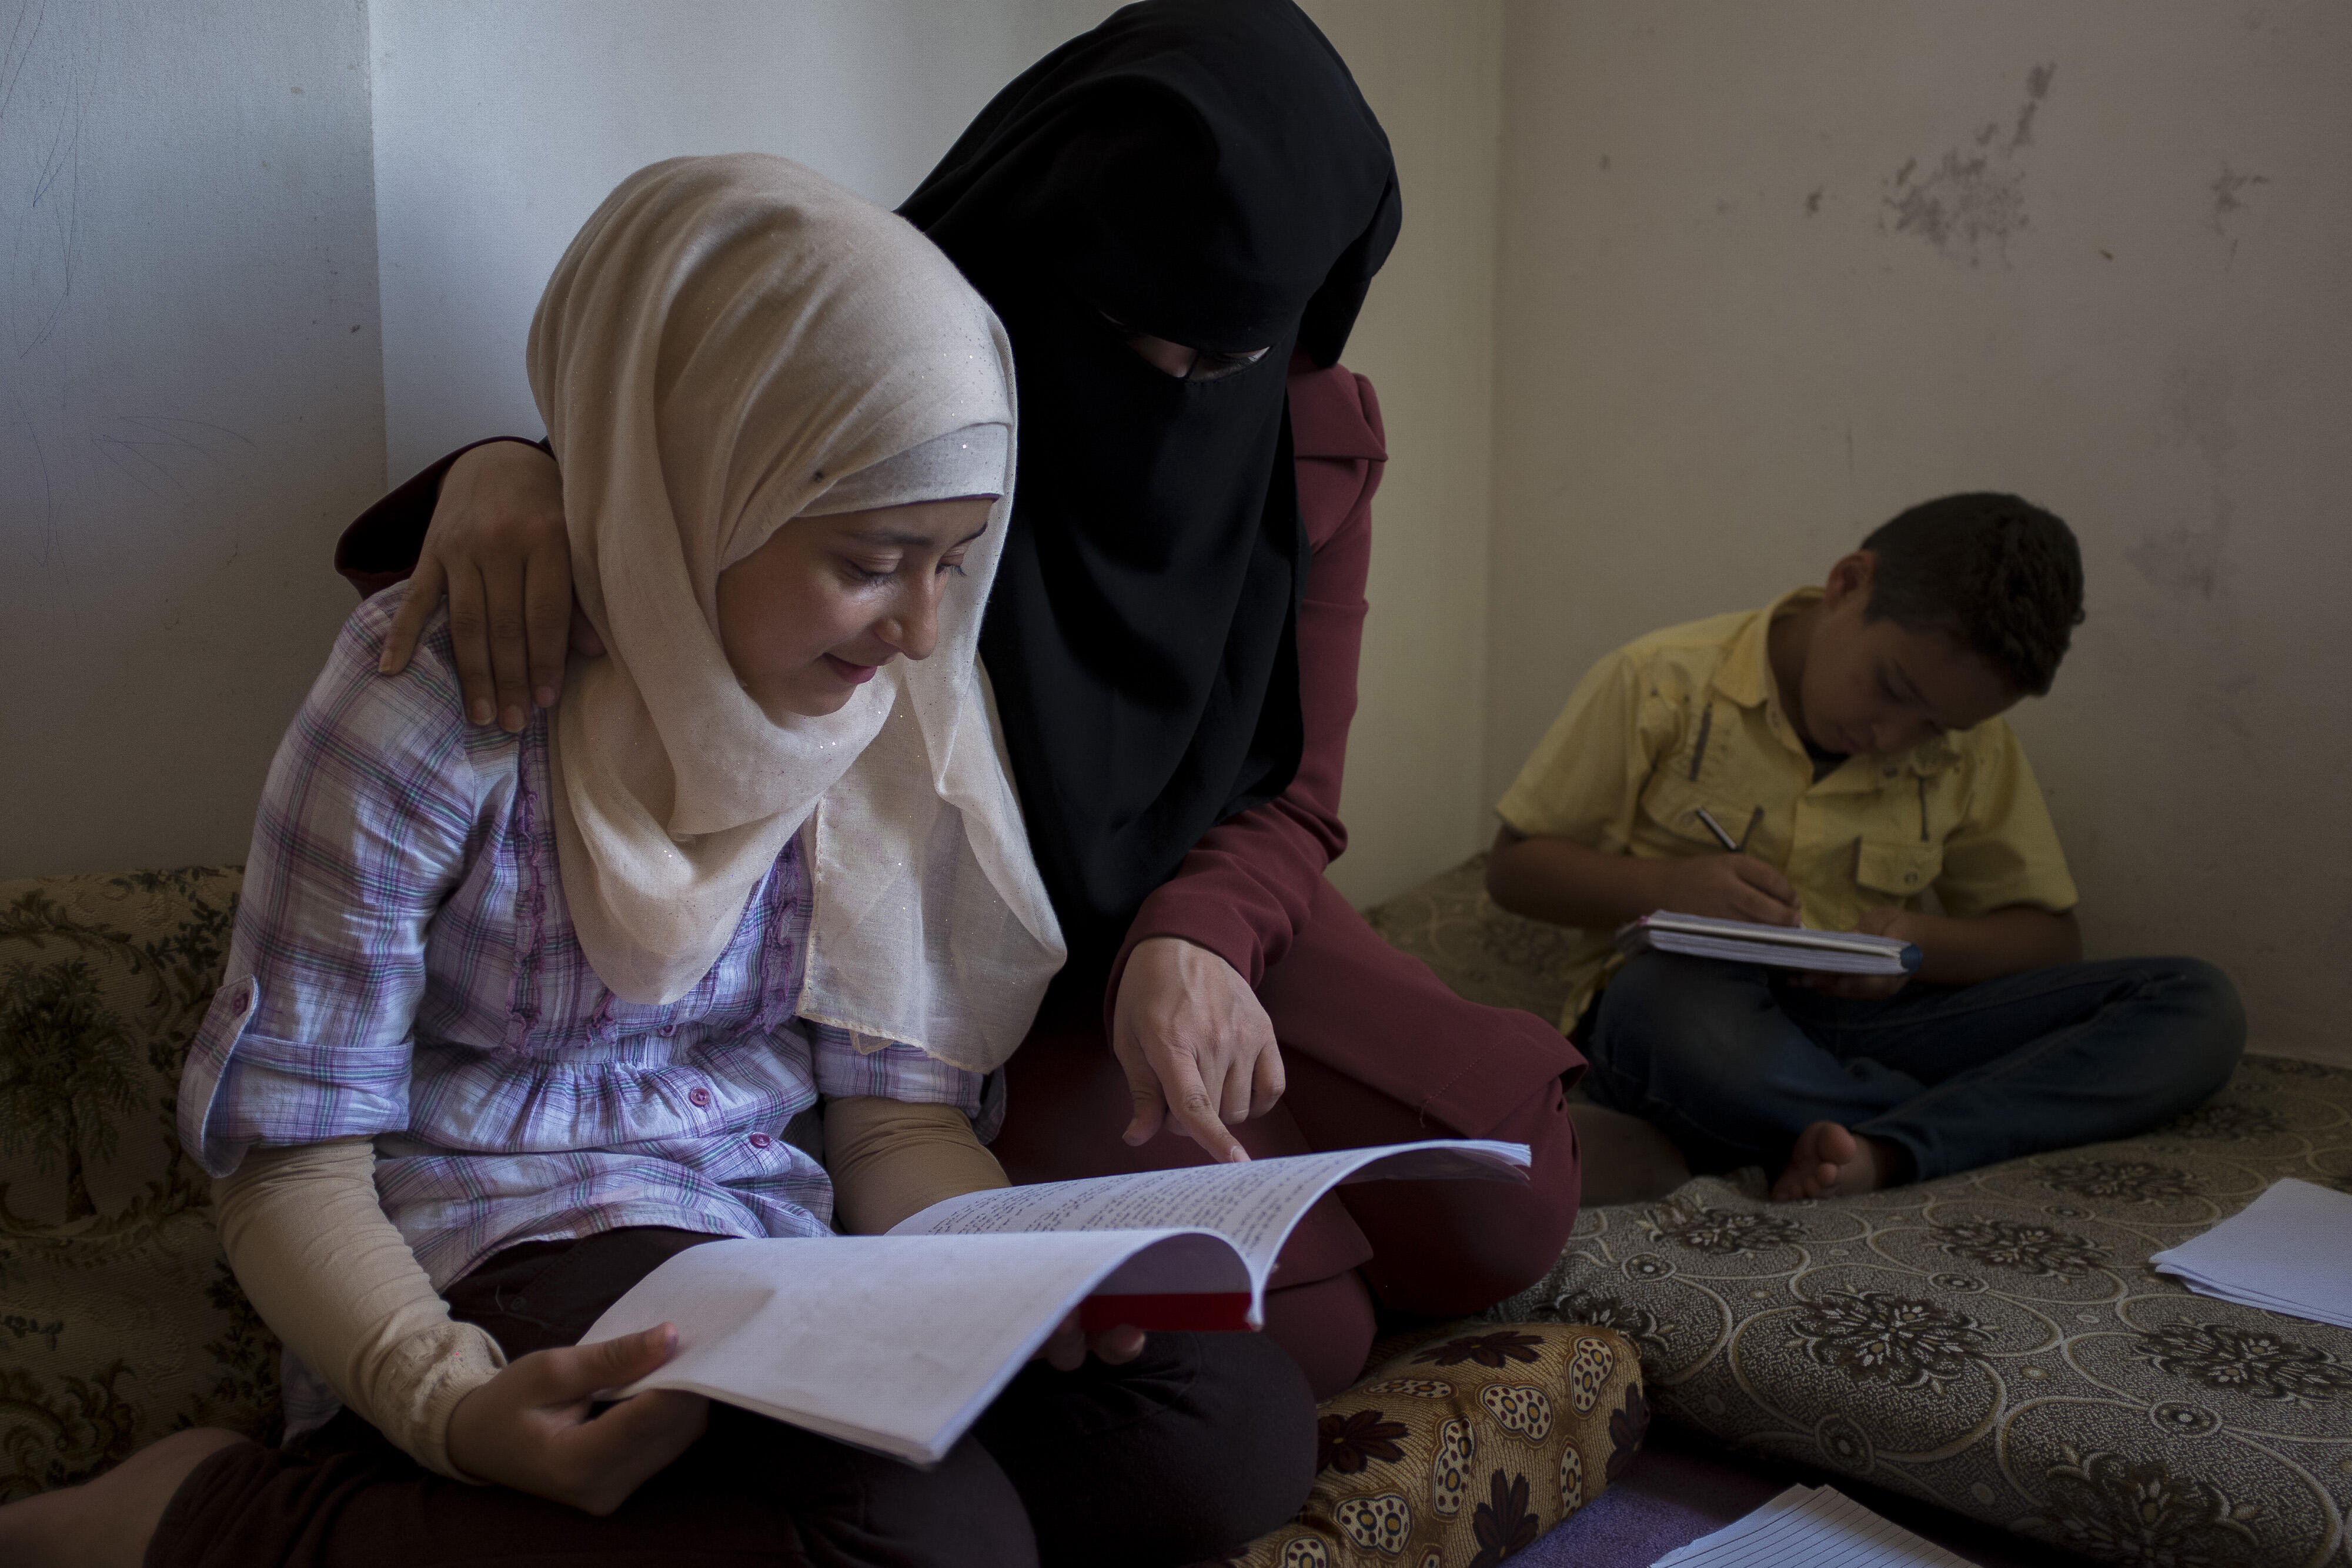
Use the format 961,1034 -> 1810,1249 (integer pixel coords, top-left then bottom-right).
1855,840 -> 1944,900
1640,776 -> 1755,852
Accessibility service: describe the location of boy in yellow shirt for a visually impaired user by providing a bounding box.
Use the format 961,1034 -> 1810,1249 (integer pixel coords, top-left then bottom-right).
1489,493 -> 2243,1202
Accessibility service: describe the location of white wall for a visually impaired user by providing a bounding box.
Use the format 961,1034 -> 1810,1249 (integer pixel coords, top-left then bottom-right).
1488,1 -> 2352,1062
1297,0 -> 1504,908
0,0 -> 384,879
369,0 -> 1503,908
369,0 -> 1114,477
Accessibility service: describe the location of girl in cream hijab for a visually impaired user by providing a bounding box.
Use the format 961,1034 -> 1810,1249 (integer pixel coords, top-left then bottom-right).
0,156 -> 1311,1568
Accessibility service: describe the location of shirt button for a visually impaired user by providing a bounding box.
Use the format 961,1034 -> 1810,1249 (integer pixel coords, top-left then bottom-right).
233,989 -> 250,1014
659,1022 -> 677,1037
749,1133 -> 773,1149
688,1086 -> 711,1108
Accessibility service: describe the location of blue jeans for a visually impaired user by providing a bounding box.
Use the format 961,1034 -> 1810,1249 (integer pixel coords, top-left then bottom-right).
1581,952 -> 2245,1182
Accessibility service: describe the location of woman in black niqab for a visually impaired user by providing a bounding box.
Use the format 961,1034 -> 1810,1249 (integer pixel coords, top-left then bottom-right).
898,0 -> 1399,973
896,0 -> 1584,1399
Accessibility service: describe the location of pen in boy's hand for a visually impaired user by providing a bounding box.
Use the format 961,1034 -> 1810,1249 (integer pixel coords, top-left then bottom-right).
1694,807 -> 1741,853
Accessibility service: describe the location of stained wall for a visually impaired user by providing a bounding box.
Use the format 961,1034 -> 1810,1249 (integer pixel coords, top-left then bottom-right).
1487,2 -> 2352,1061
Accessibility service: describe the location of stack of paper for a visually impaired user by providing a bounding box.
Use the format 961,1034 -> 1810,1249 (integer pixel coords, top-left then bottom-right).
2149,1178 -> 2352,1330
1652,1484 -> 1976,1568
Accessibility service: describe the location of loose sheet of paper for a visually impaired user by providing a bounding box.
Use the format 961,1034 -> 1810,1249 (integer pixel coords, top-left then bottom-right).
890,1139 -> 1531,1286
2149,1178 -> 2352,1329
1651,1483 -> 1976,1568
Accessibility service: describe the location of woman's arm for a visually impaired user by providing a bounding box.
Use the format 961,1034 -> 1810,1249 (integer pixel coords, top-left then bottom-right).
1102,362 -> 1381,1156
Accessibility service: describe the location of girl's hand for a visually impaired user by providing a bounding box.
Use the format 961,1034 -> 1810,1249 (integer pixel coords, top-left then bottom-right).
1034,1310 -> 1147,1371
445,1323 -> 707,1516
1110,937 -> 1284,1163
378,440 -> 595,731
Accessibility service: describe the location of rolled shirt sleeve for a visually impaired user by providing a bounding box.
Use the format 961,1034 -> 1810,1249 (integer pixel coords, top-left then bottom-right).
1495,650 -> 1681,852
181,591 -> 480,1177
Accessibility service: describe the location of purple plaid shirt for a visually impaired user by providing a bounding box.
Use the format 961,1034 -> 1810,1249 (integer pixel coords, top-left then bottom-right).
181,590 -> 988,1298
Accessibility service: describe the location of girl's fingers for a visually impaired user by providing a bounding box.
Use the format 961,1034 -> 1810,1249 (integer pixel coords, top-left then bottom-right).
560,1390 -> 709,1514
380,553 -> 447,677
550,1324 -> 681,1403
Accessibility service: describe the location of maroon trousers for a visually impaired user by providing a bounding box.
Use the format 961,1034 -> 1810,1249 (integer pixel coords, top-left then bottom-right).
995,879 -> 1584,1397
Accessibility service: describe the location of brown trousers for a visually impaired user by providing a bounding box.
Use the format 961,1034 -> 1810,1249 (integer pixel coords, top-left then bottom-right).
996,879 -> 1585,1397
152,1228 -> 1315,1568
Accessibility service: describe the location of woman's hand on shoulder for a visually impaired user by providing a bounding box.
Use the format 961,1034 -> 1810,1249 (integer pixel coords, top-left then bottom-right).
378,440 -> 597,733
445,1322 -> 706,1515
1110,935 -> 1283,1164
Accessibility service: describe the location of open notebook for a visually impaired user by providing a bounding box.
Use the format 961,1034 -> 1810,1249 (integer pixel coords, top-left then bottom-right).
1616,911 -> 1921,975
580,1138 -> 1530,1464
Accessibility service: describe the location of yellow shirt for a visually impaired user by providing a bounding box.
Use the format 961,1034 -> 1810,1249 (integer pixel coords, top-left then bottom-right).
1496,588 -> 2080,1031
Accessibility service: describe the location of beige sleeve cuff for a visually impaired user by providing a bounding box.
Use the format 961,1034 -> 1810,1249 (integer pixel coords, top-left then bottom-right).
824,1096 -> 1010,1235
212,1138 -> 506,1480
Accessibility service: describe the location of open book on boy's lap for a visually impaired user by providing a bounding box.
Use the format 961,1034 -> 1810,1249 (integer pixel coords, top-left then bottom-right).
1615,910 -> 1920,975
581,1139 -> 1529,1465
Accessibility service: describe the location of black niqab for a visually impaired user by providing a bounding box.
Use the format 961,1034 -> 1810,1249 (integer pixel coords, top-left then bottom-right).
898,0 -> 1399,971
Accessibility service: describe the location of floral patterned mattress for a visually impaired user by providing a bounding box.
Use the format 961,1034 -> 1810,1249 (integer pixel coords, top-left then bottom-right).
1490,1049 -> 2352,1566
1367,852 -> 2352,1567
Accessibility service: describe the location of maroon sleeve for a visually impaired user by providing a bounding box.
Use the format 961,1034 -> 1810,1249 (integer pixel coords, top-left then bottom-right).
332,437 -> 547,598
1109,360 -> 1388,998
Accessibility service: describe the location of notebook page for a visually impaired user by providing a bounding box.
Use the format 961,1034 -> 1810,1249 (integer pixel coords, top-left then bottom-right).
1653,1484 -> 1977,1568
582,1229 -> 1218,1465
890,1140 -> 1531,1283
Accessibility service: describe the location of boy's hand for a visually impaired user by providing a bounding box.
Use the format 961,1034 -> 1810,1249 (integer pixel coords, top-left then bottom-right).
1656,854 -> 1803,927
1790,906 -> 1915,999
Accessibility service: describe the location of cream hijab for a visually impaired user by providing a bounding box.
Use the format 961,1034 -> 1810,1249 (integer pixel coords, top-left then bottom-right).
530,153 -> 1063,1071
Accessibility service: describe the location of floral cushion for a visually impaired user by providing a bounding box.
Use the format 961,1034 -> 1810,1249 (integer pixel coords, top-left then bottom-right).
1489,1057 -> 2352,1568
0,867 -> 280,1499
1222,1323 -> 1648,1567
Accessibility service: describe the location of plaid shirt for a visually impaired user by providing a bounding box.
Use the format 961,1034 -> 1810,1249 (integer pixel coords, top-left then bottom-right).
181,591 -> 988,1297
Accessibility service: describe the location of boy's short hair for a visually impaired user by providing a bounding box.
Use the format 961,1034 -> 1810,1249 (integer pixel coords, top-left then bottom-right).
1860,492 -> 2084,696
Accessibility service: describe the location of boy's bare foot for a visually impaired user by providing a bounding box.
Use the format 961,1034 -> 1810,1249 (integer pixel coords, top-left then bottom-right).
0,1427 -> 248,1568
1770,1122 -> 1907,1202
